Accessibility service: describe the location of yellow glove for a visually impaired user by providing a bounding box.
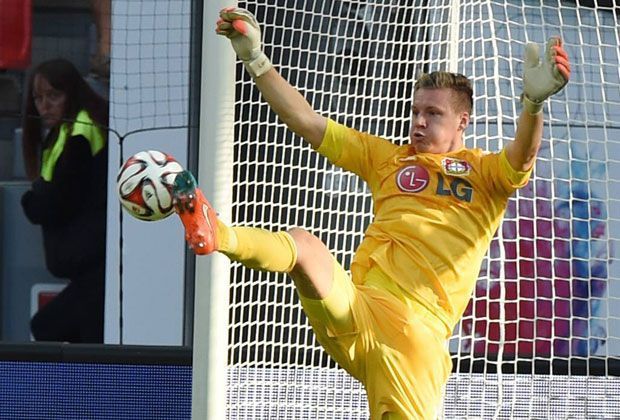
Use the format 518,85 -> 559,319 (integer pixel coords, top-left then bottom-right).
216,7 -> 272,78
522,37 -> 571,114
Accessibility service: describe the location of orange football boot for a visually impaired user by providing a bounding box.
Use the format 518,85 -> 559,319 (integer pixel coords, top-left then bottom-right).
172,170 -> 218,255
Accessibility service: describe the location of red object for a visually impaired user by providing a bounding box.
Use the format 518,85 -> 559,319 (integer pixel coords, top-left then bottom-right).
37,291 -> 59,310
0,0 -> 32,69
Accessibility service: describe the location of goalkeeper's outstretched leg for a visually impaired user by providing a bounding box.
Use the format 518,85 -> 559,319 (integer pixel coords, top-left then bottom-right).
172,170 -> 447,419
171,169 -> 333,285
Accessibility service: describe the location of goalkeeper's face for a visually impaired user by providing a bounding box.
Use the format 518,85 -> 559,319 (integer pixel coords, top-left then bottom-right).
410,88 -> 470,154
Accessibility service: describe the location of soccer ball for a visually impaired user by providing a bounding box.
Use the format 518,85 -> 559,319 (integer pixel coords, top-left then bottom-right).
117,150 -> 184,221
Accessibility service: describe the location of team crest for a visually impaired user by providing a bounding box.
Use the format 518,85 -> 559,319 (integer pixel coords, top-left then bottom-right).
442,158 -> 471,176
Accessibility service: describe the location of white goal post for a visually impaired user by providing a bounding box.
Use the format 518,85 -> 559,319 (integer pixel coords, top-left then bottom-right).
197,1 -> 620,418
192,1 -> 235,420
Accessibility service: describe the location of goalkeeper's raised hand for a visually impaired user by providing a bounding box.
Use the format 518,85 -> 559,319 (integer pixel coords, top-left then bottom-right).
216,7 -> 272,78
522,37 -> 571,114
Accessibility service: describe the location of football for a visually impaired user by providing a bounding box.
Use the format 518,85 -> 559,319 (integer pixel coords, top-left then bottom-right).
117,150 -> 184,221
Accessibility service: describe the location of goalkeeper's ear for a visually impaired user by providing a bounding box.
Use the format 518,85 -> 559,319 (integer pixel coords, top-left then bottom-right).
458,111 -> 470,132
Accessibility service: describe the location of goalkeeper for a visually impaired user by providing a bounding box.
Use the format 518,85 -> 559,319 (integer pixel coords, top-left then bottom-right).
173,7 -> 570,419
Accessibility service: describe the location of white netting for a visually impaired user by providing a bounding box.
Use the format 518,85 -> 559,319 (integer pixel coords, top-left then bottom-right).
228,1 -> 620,418
112,0 -> 191,135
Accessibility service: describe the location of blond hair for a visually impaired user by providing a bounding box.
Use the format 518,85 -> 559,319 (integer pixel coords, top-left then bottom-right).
414,71 -> 473,114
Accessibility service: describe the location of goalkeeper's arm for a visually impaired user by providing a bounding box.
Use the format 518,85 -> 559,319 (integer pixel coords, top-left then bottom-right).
216,7 -> 327,149
505,37 -> 571,172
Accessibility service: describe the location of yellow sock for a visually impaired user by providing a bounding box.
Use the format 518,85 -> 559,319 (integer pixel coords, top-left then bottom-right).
216,220 -> 297,273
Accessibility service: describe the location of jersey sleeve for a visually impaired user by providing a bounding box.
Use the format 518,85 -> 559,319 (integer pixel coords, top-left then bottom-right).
481,148 -> 533,195
315,118 -> 396,187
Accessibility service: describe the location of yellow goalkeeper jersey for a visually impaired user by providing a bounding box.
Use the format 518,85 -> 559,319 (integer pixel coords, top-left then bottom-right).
317,119 -> 532,331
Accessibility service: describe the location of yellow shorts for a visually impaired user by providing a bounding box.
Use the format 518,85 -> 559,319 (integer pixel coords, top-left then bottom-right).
298,259 -> 452,420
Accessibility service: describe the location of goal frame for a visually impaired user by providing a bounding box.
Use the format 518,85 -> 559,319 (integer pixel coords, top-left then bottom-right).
195,1 -> 620,418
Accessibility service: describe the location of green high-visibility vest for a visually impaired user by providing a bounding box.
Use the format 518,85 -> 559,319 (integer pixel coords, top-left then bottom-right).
40,110 -> 106,182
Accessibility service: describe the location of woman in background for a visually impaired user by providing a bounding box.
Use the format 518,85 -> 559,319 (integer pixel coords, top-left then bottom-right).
21,58 -> 108,343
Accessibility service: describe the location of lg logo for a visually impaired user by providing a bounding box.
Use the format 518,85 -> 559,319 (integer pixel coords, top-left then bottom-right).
436,176 -> 473,202
396,165 -> 473,203
396,165 -> 429,193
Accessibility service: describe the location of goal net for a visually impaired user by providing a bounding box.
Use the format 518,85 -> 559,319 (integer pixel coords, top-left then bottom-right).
226,0 -> 620,418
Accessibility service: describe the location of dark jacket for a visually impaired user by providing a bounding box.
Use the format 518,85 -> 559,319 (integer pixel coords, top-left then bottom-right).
21,117 -> 108,280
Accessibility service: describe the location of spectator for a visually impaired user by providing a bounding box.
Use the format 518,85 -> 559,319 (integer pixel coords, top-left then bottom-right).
21,58 -> 108,343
